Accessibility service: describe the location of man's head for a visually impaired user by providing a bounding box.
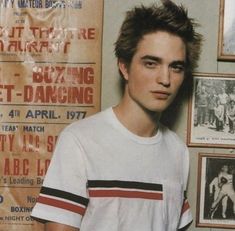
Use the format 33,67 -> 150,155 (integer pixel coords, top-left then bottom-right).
221,165 -> 229,173
114,0 -> 203,122
201,85 -> 206,93
115,0 -> 202,78
230,99 -> 235,106
233,86 -> 235,93
114,0 -> 202,116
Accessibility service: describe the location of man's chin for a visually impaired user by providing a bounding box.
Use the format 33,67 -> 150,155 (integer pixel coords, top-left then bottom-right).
147,103 -> 170,114
143,106 -> 168,117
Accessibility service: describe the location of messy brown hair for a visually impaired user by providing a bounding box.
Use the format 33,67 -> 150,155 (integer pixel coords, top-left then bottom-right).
115,0 -> 202,75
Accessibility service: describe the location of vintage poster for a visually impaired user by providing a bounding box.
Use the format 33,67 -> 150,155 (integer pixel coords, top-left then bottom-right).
0,0 -> 103,230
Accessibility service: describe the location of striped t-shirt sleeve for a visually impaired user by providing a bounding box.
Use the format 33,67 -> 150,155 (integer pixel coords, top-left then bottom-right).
31,130 -> 89,228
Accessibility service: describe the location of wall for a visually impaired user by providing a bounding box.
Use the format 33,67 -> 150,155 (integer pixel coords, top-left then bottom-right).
101,0 -> 235,230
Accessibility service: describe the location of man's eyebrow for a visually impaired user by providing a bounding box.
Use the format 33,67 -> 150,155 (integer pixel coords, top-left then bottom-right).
141,55 -> 161,62
141,55 -> 186,66
170,60 -> 186,67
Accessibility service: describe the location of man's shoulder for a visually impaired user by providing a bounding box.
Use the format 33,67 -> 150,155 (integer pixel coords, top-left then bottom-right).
62,108 -> 111,135
160,124 -> 186,148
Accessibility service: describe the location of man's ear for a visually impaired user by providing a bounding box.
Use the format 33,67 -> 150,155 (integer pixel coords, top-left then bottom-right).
118,60 -> 129,81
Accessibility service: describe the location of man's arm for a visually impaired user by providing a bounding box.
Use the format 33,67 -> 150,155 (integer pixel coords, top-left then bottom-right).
45,222 -> 79,231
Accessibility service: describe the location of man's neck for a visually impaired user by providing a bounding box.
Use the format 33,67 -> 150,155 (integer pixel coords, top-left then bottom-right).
113,100 -> 161,138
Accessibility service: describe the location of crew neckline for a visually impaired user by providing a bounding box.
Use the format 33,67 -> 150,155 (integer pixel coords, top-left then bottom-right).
105,107 -> 162,145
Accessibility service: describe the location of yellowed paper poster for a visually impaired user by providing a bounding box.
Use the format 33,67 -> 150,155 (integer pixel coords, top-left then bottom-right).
0,1 -> 103,230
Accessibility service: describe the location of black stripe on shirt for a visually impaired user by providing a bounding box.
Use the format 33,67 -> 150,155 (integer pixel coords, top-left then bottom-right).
87,180 -> 163,191
40,186 -> 89,206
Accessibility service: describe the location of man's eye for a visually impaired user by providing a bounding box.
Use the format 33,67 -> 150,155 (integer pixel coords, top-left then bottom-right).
144,61 -> 157,68
171,65 -> 185,73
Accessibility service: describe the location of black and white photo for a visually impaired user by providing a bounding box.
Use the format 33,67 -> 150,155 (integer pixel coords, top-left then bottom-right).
188,73 -> 235,148
197,153 -> 235,229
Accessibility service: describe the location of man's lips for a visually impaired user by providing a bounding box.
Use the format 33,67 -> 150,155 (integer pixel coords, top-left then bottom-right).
151,91 -> 171,99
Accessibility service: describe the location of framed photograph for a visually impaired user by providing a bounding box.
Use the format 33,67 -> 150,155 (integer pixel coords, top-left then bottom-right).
196,153 -> 235,228
187,72 -> 235,148
218,0 -> 235,60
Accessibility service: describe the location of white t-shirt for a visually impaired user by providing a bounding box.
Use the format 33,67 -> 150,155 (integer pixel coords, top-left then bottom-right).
31,108 -> 192,231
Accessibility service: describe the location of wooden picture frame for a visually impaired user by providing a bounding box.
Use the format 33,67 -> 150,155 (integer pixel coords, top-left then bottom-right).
218,0 -> 235,61
187,72 -> 235,148
196,153 -> 235,228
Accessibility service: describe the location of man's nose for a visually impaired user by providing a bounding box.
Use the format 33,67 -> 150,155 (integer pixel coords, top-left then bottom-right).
156,66 -> 170,87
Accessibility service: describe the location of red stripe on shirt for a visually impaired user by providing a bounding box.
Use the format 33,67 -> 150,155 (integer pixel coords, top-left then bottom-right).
37,195 -> 86,215
89,189 -> 163,200
181,199 -> 190,214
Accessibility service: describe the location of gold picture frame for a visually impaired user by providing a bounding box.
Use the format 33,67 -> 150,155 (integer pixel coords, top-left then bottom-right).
218,0 -> 235,61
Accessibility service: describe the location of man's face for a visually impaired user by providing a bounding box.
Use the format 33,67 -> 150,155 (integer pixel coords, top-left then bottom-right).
120,31 -> 186,113
201,86 -> 206,93
222,165 -> 229,173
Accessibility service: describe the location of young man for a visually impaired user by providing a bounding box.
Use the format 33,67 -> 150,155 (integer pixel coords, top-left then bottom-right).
31,1 -> 202,230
